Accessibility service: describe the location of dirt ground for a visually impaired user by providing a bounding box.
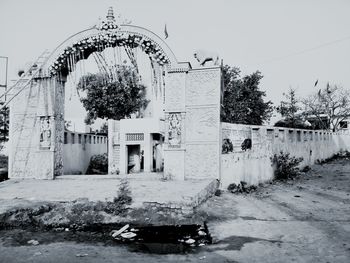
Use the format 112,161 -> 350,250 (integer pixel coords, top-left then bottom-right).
0,158 -> 350,262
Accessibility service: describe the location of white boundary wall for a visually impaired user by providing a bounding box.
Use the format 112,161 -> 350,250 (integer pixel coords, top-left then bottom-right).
63,131 -> 107,175
220,122 -> 350,188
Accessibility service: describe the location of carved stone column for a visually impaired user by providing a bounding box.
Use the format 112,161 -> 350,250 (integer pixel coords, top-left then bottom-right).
184,67 -> 221,180
163,70 -> 187,180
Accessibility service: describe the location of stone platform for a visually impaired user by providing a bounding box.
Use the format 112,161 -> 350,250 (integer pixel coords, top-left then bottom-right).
0,173 -> 218,213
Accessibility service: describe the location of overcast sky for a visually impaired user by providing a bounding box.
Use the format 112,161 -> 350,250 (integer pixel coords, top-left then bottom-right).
1,0 -> 349,107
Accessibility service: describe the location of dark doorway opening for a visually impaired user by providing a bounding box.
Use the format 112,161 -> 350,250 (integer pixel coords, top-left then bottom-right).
127,145 -> 141,174
152,133 -> 164,172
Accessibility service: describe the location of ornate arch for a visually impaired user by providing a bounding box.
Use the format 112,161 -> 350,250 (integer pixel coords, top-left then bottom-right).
42,11 -> 188,76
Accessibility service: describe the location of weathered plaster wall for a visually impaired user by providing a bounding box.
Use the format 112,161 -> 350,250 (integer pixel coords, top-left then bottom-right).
185,68 -> 221,180
9,77 -> 62,179
163,67 -> 222,181
220,123 -> 350,188
63,131 -> 107,175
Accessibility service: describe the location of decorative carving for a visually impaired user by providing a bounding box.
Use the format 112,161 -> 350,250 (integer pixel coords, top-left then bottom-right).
53,80 -> 65,177
48,8 -> 171,76
126,133 -> 144,141
39,116 -> 52,149
186,70 -> 220,106
96,7 -> 119,31
166,73 -> 185,111
186,107 -> 219,142
110,145 -> 120,174
241,138 -> 252,151
168,113 -> 181,147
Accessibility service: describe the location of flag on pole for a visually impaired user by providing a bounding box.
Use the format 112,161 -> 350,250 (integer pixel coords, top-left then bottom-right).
164,24 -> 168,39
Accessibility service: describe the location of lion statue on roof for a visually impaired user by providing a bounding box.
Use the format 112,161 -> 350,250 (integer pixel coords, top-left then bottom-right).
194,50 -> 220,66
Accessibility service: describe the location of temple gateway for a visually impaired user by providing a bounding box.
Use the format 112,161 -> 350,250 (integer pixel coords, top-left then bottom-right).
6,8 -> 222,182
6,8 -> 346,187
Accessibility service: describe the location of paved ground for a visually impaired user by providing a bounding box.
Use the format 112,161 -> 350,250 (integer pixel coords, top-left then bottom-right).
0,173 -> 213,210
0,159 -> 350,262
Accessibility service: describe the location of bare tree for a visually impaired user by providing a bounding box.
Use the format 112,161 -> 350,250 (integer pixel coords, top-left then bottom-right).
301,83 -> 350,131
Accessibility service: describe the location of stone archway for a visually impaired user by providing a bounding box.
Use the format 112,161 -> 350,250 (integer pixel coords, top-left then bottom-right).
8,8 -> 222,181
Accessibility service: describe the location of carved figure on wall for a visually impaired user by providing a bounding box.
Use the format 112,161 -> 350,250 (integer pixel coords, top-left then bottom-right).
194,50 -> 220,66
40,116 -> 52,149
168,113 -> 181,147
222,138 -> 233,154
241,138 -> 252,151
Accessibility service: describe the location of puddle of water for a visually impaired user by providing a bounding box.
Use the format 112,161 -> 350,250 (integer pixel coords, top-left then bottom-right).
0,223 -> 212,255
114,224 -> 211,254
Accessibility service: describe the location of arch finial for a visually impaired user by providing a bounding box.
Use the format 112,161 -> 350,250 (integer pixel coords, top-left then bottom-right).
106,7 -> 115,22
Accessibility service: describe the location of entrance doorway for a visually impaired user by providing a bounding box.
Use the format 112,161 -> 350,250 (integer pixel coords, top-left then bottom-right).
152,133 -> 164,172
127,145 -> 141,174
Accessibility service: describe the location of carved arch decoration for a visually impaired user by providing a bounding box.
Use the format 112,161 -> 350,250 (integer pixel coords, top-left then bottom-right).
41,12 -> 187,77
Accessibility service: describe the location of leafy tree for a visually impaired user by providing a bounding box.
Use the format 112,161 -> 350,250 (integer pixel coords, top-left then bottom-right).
301,83 -> 350,131
99,122 -> 108,134
77,65 -> 148,124
275,88 -> 307,128
273,118 -> 311,129
276,88 -> 300,121
221,65 -> 273,125
0,102 -> 9,151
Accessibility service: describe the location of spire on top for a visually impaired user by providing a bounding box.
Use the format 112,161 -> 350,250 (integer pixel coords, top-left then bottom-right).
106,7 -> 115,22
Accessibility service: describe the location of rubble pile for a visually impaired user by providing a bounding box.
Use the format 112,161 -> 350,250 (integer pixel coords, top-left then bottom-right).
227,181 -> 257,194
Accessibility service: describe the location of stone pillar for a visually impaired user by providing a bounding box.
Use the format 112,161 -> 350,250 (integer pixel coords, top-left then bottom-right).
163,67 -> 222,181
108,119 -> 121,174
52,77 -> 65,177
184,67 -> 221,180
119,131 -> 127,174
9,77 -> 39,179
163,70 -> 187,180
9,76 -> 65,179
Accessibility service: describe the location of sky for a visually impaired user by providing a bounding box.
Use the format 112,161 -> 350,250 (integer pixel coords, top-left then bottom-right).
0,0 -> 350,128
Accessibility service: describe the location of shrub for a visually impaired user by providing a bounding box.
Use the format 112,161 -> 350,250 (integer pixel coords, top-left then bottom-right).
0,154 -> 8,168
271,151 -> 303,180
86,153 -> 108,174
113,178 -> 132,206
0,154 -> 8,182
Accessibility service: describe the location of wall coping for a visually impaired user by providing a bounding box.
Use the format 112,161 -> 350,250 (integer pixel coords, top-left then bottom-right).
221,122 -> 343,135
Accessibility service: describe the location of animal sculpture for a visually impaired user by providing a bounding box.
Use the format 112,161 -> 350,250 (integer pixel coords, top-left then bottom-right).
194,50 -> 220,66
